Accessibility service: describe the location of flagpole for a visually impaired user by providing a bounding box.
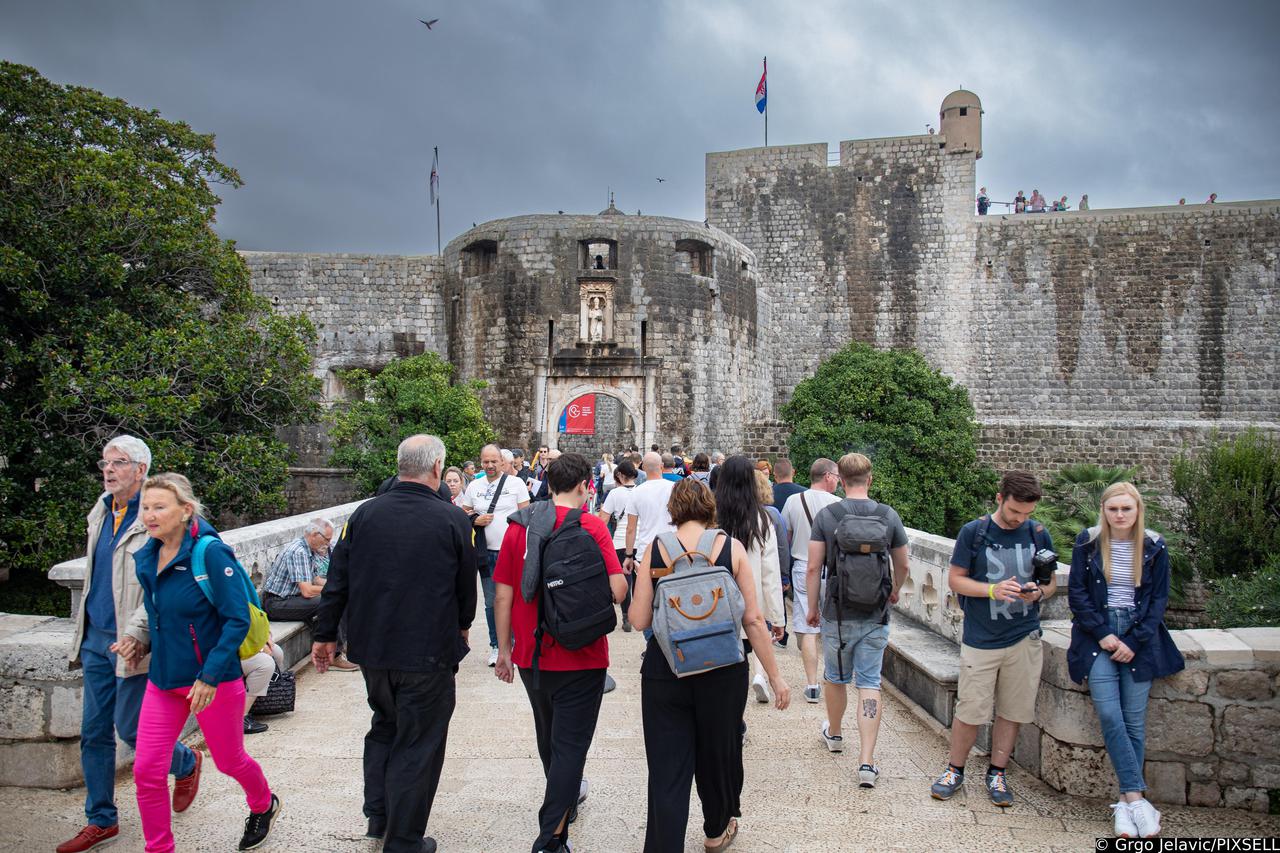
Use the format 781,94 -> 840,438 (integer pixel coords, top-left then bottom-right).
434,146 -> 442,257
763,56 -> 768,147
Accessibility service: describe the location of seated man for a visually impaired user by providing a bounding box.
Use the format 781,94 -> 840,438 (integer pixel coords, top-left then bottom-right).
242,636 -> 286,735
261,517 -> 357,671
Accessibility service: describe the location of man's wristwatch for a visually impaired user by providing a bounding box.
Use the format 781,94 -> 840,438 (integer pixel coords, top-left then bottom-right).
625,551 -> 636,559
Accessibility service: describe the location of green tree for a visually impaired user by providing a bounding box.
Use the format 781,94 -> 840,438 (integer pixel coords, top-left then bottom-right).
781,342 -> 994,536
328,353 -> 497,494
0,62 -> 320,603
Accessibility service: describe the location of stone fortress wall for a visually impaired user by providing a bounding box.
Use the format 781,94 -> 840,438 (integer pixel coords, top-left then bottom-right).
243,90 -> 1279,494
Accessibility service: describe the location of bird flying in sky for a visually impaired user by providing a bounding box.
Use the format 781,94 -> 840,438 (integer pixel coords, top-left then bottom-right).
419,18 -> 438,29
656,177 -> 666,183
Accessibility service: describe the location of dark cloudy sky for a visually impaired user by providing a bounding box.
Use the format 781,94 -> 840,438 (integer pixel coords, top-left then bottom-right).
4,0 -> 1278,254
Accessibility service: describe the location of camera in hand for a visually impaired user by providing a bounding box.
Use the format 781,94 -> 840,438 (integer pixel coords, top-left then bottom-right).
1031,548 -> 1059,584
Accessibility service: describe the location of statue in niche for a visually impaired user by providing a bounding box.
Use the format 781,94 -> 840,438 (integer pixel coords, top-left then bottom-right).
588,296 -> 605,342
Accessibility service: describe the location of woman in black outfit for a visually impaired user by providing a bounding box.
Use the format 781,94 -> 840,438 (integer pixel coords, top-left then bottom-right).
628,478 -> 790,853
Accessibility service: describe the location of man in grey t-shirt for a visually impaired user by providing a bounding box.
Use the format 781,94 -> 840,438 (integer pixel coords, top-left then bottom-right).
806,453 -> 909,788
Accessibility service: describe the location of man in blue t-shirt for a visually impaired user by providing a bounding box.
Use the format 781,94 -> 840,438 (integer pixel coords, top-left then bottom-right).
930,471 -> 1057,809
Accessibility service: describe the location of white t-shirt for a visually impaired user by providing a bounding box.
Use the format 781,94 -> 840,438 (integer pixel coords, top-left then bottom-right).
601,483 -> 636,549
781,489 -> 841,561
462,474 -> 530,551
626,478 -> 676,559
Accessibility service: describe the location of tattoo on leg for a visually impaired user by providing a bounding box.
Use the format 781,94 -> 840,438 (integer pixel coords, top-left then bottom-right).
862,698 -> 878,719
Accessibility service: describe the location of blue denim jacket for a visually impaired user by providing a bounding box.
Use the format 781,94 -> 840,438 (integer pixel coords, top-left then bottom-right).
1067,527 -> 1185,684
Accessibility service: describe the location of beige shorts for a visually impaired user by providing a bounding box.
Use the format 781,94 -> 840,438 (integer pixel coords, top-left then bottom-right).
954,631 -> 1043,726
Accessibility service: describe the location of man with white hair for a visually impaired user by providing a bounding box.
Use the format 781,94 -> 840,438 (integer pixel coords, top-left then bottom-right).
60,435 -> 202,853
262,516 -> 357,672
313,434 -> 476,853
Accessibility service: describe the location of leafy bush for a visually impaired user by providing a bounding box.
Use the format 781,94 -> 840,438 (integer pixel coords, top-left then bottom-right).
0,62 -> 320,603
1172,429 -> 1280,582
781,342 -> 994,537
328,353 -> 497,495
1205,555 -> 1280,628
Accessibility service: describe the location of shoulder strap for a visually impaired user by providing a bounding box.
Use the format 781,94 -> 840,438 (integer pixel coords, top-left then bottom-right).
970,515 -> 991,563
1030,521 -> 1051,552
191,535 -> 215,605
696,528 -> 723,560
487,474 -> 508,514
800,493 -> 813,525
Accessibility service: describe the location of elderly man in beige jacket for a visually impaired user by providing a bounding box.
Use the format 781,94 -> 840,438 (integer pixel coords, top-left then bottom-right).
57,436 -> 202,853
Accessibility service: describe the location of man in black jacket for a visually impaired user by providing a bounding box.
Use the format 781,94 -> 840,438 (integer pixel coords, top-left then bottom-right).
312,433 -> 476,853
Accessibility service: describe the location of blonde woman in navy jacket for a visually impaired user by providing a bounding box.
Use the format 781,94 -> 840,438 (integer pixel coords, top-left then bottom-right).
113,473 -> 279,852
1068,482 -> 1184,840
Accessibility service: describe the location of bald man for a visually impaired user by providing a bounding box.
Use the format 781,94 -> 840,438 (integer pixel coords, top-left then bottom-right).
622,452 -> 675,576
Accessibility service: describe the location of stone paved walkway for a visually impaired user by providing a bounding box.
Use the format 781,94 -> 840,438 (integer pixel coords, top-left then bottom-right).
4,624 -> 1279,852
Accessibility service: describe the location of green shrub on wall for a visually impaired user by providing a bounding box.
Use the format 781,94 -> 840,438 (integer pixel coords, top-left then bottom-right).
781,342 -> 994,537
328,353 -> 497,495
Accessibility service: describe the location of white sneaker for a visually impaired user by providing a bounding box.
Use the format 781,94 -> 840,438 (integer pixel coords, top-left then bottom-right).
821,722 -> 843,753
487,647 -> 498,667
1111,802 -> 1138,838
578,777 -> 589,804
751,672 -> 770,704
1129,798 -> 1161,838
858,764 -> 880,788
803,685 -> 821,704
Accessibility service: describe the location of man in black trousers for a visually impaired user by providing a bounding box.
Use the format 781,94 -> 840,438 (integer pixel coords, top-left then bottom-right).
312,433 -> 476,853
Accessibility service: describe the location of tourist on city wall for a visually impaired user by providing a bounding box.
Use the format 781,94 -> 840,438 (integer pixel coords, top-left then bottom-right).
59,437 -> 202,853
977,186 -> 990,215
461,444 -> 532,666
1014,190 -> 1027,213
1068,482 -> 1184,839
493,453 -> 628,853
780,458 -> 842,703
1029,190 -> 1046,212
930,471 -> 1056,808
113,472 -> 279,853
714,456 -> 785,704
312,434 -> 475,853
598,459 -> 639,630
443,466 -> 467,506
805,453 -> 910,788
261,517 -> 357,672
1207,193 -> 1218,204
628,477 -> 791,853
1080,194 -> 1090,211
756,468 -> 793,643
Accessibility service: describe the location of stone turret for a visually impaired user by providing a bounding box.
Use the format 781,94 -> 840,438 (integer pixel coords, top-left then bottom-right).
939,89 -> 983,158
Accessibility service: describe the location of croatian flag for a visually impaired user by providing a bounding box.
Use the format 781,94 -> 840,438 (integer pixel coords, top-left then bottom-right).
755,62 -> 767,114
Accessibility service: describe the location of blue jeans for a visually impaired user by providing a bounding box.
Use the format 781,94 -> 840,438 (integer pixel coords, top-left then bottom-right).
820,617 -> 890,688
1088,607 -> 1151,794
80,626 -> 196,827
481,551 -> 499,648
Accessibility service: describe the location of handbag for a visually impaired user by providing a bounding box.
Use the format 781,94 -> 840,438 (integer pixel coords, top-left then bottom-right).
250,665 -> 296,716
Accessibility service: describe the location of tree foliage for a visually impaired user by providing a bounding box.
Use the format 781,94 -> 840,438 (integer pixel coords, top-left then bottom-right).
781,342 -> 994,537
328,353 -> 497,495
0,62 -> 320,590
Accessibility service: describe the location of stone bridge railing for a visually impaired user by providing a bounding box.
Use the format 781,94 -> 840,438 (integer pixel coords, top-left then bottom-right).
0,500 -> 365,788
885,528 -> 1280,813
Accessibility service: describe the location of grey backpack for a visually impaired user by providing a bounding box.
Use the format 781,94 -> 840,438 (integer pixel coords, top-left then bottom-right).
823,501 -> 893,621
651,529 -> 746,678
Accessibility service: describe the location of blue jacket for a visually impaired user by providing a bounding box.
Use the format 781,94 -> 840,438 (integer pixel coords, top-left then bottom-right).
130,518 -> 251,690
1067,527 -> 1185,684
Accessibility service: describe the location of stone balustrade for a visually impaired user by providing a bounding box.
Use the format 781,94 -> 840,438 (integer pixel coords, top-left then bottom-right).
0,500 -> 365,788
886,528 -> 1280,812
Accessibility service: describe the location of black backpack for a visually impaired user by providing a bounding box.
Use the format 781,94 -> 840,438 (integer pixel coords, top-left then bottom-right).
824,501 -> 893,621
532,509 -> 617,673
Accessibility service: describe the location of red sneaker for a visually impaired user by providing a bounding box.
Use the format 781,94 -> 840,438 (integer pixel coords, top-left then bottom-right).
172,748 -> 203,813
55,823 -> 119,852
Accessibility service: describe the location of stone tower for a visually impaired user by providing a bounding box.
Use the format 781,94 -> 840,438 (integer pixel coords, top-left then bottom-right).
939,89 -> 983,159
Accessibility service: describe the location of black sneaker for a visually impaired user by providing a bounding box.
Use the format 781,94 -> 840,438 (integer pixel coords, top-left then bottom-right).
238,793 -> 281,850
243,716 -> 269,735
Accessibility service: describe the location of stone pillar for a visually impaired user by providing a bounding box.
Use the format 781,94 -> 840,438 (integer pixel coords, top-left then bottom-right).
642,357 -> 658,450
531,357 -> 549,448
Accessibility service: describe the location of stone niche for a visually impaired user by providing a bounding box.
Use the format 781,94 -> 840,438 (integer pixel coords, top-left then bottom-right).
578,279 -> 614,344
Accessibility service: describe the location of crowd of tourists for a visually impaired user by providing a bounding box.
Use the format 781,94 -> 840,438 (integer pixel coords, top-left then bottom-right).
977,187 -> 1088,214
59,431 -> 1183,852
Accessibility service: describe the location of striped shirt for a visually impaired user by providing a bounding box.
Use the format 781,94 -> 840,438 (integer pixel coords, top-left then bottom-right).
1106,539 -> 1136,608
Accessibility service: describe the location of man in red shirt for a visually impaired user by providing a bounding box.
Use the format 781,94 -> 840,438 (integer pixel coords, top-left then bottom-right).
494,452 -> 627,853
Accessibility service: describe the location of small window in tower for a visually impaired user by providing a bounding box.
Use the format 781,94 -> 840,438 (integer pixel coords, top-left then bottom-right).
675,239 -> 714,277
461,239 -> 498,276
959,107 -> 968,116
579,239 -> 618,270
